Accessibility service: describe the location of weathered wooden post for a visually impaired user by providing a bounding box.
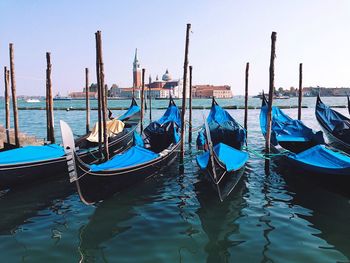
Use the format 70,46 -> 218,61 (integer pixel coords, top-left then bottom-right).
97,31 -> 109,160
244,62 -> 249,132
9,43 -> 20,147
298,63 -> 303,120
148,75 -> 152,122
85,68 -> 90,134
188,65 -> 193,144
4,67 -> 10,144
180,23 -> 191,162
265,32 -> 277,155
141,68 -> 145,132
95,32 -> 103,155
46,52 -> 55,144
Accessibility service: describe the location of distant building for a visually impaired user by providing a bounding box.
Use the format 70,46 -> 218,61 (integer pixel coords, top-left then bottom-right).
69,91 -> 97,98
193,85 -> 232,98
133,49 -> 142,89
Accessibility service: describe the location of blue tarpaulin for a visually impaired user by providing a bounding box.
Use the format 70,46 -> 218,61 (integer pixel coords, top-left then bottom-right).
196,143 -> 248,172
90,146 -> 159,171
316,96 -> 350,144
0,144 -> 65,165
260,100 -> 324,146
118,98 -> 140,121
197,99 -> 246,150
157,99 -> 181,127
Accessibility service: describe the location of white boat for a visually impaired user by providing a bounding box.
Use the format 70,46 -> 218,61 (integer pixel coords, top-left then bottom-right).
25,98 -> 40,103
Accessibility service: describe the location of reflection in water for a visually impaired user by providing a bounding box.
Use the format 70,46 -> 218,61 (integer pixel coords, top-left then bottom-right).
78,160 -> 180,262
275,164 -> 350,260
195,174 -> 247,262
0,179 -> 73,235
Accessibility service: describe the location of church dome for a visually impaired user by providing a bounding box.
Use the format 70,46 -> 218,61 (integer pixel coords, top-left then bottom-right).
162,69 -> 172,81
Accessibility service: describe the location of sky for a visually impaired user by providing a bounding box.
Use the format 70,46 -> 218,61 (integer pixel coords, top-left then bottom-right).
1,0 -> 350,96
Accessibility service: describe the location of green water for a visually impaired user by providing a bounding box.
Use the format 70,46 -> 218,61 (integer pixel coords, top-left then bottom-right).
0,97 -> 349,262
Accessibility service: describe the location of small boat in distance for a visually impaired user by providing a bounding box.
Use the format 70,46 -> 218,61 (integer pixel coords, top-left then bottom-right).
315,95 -> 350,152
53,93 -> 72,101
25,98 -> 40,103
196,98 -> 248,201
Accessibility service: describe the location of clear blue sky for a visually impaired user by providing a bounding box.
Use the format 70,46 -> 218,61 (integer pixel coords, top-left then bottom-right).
1,0 -> 350,95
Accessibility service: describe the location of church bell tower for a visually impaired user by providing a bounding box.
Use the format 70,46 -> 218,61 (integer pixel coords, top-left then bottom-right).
133,48 -> 141,88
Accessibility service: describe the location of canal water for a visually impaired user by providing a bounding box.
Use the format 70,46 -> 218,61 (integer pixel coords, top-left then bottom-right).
0,97 -> 349,262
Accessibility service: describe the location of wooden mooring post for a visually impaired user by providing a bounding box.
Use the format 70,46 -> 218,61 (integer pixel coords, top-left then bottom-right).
46,52 -> 55,144
180,23 -> 191,163
9,43 -> 20,147
188,65 -> 193,144
244,62 -> 249,132
4,67 -> 10,144
141,68 -> 145,132
148,75 -> 152,122
95,32 -> 103,155
298,63 -> 303,120
85,68 -> 90,134
96,31 -> 109,160
265,32 -> 277,155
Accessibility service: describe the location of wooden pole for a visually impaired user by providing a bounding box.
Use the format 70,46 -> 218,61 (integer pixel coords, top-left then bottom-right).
188,65 -> 193,144
4,67 -> 10,144
244,62 -> 249,132
298,63 -> 303,120
180,23 -> 191,161
141,68 -> 145,132
97,31 -> 109,160
149,75 -> 152,122
9,43 -> 20,147
85,68 -> 90,134
46,52 -> 55,144
265,32 -> 277,155
95,32 -> 102,155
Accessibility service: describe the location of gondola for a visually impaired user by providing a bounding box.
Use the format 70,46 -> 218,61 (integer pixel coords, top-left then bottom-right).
348,95 -> 350,115
315,95 -> 350,152
196,98 -> 249,201
60,97 -> 181,204
260,94 -> 350,176
0,98 -> 140,189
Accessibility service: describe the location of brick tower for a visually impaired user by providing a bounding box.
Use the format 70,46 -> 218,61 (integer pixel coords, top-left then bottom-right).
133,48 -> 141,88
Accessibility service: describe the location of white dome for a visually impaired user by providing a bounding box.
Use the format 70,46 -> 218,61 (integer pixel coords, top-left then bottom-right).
162,69 -> 172,81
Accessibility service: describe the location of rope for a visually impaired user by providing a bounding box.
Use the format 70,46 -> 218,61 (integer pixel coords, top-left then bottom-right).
242,145 -> 290,160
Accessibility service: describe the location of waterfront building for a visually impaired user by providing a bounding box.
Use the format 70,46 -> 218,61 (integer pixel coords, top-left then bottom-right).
193,85 -> 232,98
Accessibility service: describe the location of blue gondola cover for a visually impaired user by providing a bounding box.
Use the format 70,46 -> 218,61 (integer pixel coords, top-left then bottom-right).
90,146 -> 159,172
0,144 -> 65,164
197,143 -> 248,172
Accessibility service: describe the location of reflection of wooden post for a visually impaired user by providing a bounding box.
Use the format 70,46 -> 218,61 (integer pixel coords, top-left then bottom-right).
188,65 -> 193,144
4,67 -> 10,144
85,68 -> 90,134
97,31 -> 109,160
298,63 -> 303,120
9,43 -> 20,147
95,32 -> 102,155
180,23 -> 191,161
46,52 -> 55,144
149,75 -> 152,122
244,62 -> 249,132
265,32 -> 277,155
141,68 -> 145,132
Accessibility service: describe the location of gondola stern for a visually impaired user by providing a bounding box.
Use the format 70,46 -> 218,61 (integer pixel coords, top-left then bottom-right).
59,120 -> 79,183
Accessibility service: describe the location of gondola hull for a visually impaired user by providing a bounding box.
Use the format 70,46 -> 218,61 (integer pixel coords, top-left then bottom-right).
200,154 -> 246,201
0,125 -> 136,189
74,142 -> 181,204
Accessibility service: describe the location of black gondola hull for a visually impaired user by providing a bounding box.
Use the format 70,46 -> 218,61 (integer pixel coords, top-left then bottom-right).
201,153 -> 246,201
0,125 -> 136,189
74,142 -> 181,204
